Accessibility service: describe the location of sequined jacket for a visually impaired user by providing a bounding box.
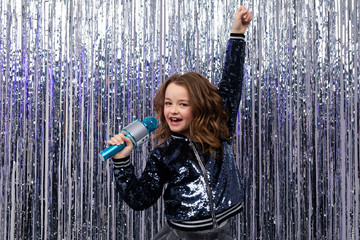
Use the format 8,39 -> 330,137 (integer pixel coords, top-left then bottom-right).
113,36 -> 246,231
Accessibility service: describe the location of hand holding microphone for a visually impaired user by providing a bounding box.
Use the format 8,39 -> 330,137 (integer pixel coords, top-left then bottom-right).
99,116 -> 158,161
107,133 -> 134,159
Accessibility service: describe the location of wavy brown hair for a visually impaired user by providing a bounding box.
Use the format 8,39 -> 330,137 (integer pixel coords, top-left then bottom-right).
153,72 -> 229,156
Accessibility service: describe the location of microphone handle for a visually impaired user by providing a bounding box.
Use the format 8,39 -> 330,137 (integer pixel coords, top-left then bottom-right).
99,143 -> 126,161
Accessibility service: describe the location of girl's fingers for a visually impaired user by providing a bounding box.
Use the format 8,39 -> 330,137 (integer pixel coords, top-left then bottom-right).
239,9 -> 249,20
242,11 -> 252,23
107,134 -> 126,146
123,136 -> 134,148
123,135 -> 132,144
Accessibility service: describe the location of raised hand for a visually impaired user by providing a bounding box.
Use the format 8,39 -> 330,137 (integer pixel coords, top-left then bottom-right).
232,6 -> 253,34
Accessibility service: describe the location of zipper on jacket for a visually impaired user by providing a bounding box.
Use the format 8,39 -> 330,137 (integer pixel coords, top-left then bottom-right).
189,140 -> 218,228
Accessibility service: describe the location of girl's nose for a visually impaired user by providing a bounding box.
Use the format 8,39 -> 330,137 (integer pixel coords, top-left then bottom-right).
170,105 -> 179,113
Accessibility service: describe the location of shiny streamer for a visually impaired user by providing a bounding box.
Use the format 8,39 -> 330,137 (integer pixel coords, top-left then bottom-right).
0,0 -> 359,239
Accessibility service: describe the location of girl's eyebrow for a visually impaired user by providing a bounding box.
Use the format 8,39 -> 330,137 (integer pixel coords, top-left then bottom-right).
165,97 -> 189,102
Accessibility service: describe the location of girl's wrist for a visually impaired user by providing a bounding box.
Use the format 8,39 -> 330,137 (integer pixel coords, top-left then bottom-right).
232,30 -> 245,34
112,155 -> 130,161
231,26 -> 247,34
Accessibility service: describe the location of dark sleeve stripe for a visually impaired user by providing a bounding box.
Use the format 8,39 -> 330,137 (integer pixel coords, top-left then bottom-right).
167,203 -> 243,231
113,159 -> 131,168
230,33 -> 245,41
229,36 -> 245,41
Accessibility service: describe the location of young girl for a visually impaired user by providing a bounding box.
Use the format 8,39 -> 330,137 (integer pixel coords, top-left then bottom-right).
108,6 -> 252,239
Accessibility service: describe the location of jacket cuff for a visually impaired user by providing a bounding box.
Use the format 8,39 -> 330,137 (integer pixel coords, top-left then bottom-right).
112,156 -> 131,168
230,33 -> 245,41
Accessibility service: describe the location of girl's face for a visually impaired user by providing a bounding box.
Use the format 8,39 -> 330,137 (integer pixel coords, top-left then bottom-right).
164,83 -> 193,138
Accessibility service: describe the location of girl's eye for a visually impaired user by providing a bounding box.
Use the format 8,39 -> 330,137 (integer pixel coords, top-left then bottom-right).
180,103 -> 188,107
165,102 -> 172,106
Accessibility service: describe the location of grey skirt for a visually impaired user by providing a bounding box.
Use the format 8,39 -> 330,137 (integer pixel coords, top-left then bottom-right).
153,220 -> 233,240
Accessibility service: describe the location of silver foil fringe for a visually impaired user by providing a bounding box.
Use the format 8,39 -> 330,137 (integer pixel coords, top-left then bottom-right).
0,0 -> 359,239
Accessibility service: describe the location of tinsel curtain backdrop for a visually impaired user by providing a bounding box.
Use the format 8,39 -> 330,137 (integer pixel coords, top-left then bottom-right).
0,0 -> 359,239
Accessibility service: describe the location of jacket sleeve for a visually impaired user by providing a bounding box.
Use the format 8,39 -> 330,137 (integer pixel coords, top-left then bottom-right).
112,151 -> 166,211
218,38 -> 246,134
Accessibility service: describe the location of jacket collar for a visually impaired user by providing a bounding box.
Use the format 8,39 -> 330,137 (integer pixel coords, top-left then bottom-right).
170,132 -> 190,141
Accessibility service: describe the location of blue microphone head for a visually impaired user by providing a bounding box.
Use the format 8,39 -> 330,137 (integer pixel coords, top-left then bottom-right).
141,116 -> 158,133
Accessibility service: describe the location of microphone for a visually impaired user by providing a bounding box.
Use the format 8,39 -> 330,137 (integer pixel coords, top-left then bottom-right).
99,116 -> 158,161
